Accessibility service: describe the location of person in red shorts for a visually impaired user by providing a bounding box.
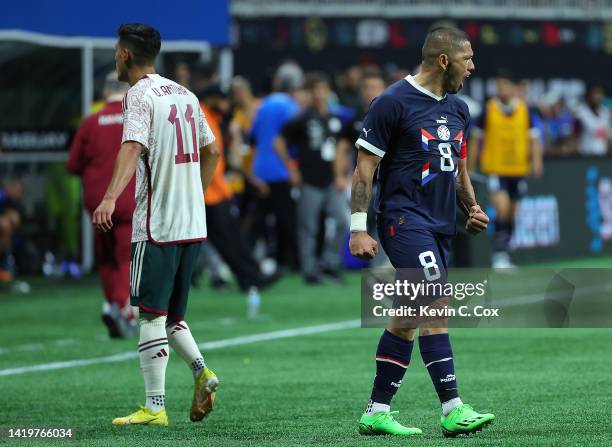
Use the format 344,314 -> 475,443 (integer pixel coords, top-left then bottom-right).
67,71 -> 136,338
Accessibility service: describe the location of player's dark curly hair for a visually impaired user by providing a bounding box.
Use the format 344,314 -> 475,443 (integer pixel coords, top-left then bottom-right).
117,23 -> 161,66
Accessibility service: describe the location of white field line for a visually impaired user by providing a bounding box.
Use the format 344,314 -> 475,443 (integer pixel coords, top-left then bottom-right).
0,338 -> 83,356
0,316 -> 242,355
0,320 -> 361,378
2,281 -> 609,354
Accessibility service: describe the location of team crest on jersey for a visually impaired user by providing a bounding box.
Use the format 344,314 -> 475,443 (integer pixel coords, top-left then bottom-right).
437,125 -> 450,141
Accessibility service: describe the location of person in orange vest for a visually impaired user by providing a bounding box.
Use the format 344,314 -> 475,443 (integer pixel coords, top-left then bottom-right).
199,85 -> 279,294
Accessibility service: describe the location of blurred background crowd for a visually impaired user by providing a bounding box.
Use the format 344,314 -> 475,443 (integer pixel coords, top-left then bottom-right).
1,0 -> 611,304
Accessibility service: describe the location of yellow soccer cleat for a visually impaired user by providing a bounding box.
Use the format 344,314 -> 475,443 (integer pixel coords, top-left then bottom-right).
190,368 -> 219,422
112,405 -> 168,426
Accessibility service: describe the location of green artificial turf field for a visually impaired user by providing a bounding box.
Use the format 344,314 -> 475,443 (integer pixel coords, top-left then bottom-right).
1,257 -> 611,446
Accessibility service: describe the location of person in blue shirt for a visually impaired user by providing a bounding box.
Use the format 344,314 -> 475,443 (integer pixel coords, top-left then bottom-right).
249,63 -> 302,270
349,28 -> 494,437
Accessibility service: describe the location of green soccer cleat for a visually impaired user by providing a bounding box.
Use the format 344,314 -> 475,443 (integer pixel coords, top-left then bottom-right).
359,411 -> 423,436
440,403 -> 495,437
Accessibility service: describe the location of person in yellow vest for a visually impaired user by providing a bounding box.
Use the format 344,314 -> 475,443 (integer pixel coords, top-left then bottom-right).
468,70 -> 543,268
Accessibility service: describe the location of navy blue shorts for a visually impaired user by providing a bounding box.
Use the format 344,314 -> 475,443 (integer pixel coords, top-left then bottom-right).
377,218 -> 452,272
377,218 -> 453,325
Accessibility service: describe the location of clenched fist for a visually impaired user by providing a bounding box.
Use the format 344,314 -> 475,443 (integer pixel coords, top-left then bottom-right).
466,204 -> 489,235
349,231 -> 378,259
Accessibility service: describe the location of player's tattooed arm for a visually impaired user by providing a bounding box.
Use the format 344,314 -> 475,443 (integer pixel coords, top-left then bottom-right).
349,149 -> 381,259
455,158 -> 477,216
456,158 -> 489,235
351,179 -> 369,213
350,150 -> 381,213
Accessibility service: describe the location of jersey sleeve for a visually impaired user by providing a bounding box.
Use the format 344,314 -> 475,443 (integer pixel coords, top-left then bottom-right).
121,88 -> 152,147
461,112 -> 471,160
355,95 -> 401,158
198,106 -> 216,148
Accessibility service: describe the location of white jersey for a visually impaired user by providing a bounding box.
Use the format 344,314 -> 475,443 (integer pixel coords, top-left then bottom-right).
575,103 -> 610,156
122,74 -> 215,243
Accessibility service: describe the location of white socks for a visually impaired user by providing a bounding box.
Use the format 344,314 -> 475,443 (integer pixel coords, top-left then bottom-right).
138,313 -> 169,412
137,315 -> 209,413
146,395 -> 165,413
363,398 -> 463,417
166,320 -> 207,379
442,397 -> 463,416
364,400 -> 391,416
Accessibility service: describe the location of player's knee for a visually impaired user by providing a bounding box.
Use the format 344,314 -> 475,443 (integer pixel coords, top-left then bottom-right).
387,327 -> 416,341
419,327 -> 448,336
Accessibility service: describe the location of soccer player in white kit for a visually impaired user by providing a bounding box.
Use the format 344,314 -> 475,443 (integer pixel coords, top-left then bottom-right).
93,23 -> 220,426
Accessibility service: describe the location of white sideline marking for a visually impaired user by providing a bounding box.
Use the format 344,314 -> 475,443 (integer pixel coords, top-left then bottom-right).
0,320 -> 361,378
17,343 -> 44,352
53,338 -> 81,347
1,338 -> 82,355
3,280 -> 606,373
1,315 -> 253,355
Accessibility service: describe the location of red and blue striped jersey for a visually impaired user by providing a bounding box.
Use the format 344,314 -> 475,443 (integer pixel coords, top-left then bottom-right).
355,75 -> 470,235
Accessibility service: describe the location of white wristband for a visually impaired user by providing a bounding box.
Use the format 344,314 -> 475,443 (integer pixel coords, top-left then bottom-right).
350,212 -> 368,232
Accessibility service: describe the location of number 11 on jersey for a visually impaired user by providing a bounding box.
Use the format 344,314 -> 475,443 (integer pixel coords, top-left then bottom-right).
168,104 -> 199,165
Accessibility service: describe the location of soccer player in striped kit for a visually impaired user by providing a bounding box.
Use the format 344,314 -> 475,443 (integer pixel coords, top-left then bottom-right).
349,27 -> 495,437
93,23 -> 220,426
